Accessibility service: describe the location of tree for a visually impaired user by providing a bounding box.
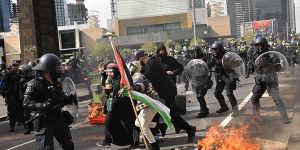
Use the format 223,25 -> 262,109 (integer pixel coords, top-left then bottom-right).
174,43 -> 182,51
141,42 -> 157,54
189,38 -> 205,48
90,41 -> 113,60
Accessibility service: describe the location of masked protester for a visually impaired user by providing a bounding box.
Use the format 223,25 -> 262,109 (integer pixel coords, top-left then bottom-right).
142,50 -> 196,143
23,53 -> 75,150
96,63 -> 138,148
210,42 -> 239,116
156,44 -> 183,83
251,36 -> 290,124
20,61 -> 36,134
2,61 -> 23,132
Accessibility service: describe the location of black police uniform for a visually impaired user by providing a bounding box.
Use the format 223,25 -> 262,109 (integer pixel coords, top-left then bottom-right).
210,42 -> 238,114
251,37 -> 289,123
188,46 -> 213,118
2,66 -> 23,131
23,53 -> 74,150
20,64 -> 36,134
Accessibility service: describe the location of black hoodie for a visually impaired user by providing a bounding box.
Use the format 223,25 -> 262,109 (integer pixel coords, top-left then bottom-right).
156,48 -> 183,83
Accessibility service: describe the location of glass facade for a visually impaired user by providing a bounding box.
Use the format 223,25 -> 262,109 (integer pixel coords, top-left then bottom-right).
55,0 -> 68,26
0,0 -> 10,32
127,23 -> 181,35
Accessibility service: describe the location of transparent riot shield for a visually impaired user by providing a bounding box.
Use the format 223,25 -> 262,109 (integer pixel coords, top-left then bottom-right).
183,59 -> 209,103
62,77 -> 79,123
222,52 -> 246,78
184,59 -> 209,87
254,51 -> 289,73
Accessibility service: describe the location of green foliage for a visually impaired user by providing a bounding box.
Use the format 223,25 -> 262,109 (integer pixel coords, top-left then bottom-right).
141,42 -> 157,54
90,41 -> 113,59
244,33 -> 255,44
189,38 -> 205,48
174,43 -> 182,51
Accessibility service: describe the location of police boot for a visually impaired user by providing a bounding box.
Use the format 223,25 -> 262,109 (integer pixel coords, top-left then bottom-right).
252,104 -> 260,116
232,105 -> 239,117
278,106 -> 291,124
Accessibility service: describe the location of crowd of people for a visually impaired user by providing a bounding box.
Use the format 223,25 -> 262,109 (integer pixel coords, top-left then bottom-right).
0,35 -> 298,150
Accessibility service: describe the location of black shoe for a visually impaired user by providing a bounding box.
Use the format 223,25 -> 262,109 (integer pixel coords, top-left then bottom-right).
150,142 -> 160,150
157,123 -> 167,137
216,107 -> 229,114
187,126 -> 196,143
196,111 -> 209,118
96,140 -> 111,147
9,128 -> 14,132
175,127 -> 182,134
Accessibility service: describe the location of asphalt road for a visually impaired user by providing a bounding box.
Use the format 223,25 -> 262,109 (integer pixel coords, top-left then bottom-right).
2,72 -> 300,150
0,76 -> 255,150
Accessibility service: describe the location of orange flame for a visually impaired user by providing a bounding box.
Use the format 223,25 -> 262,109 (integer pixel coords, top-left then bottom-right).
198,123 -> 260,150
87,103 -> 104,119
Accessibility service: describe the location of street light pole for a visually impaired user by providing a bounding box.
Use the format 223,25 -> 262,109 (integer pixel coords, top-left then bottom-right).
192,0 -> 197,46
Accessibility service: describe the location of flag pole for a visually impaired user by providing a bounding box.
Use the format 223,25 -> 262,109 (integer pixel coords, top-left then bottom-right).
108,36 -> 149,150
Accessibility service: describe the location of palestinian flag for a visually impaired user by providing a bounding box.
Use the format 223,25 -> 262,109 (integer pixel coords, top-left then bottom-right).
109,37 -> 133,86
121,88 -> 172,130
109,37 -> 172,129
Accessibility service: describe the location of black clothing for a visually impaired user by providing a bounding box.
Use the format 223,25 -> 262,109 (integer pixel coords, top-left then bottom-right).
20,71 -> 35,133
155,55 -> 183,83
2,70 -> 23,129
250,48 -> 289,122
211,54 -> 238,110
23,76 -> 74,150
144,57 -> 192,133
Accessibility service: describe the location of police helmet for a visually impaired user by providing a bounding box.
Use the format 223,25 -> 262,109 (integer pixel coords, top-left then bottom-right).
254,36 -> 268,50
33,53 -> 61,73
211,41 -> 224,51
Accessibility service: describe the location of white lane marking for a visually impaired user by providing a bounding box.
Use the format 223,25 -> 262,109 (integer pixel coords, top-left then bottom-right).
6,139 -> 35,150
6,100 -> 91,150
219,92 -> 253,128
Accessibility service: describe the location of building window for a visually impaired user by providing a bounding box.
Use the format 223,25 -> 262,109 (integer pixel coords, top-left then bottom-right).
144,24 -> 164,33
127,26 -> 144,35
165,23 -> 181,31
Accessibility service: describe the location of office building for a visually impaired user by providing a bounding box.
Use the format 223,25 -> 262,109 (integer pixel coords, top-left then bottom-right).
0,0 -> 10,32
227,0 -> 256,38
55,0 -> 70,26
68,3 -> 88,25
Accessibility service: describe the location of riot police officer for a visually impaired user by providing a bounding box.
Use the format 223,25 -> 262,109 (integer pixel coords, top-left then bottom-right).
23,53 -> 75,150
251,36 -> 290,124
20,61 -> 36,134
2,61 -> 22,132
185,46 -> 213,118
210,42 -> 239,115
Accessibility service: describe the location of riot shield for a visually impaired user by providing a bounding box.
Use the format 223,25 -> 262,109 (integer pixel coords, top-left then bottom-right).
254,51 -> 289,73
222,52 -> 246,78
62,77 -> 79,123
184,59 -> 209,87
